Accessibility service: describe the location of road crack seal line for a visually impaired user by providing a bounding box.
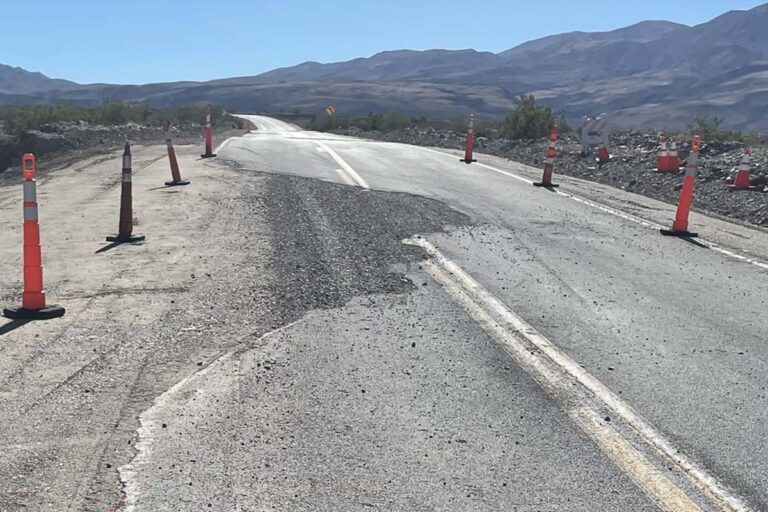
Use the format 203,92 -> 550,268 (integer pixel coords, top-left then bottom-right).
404,235 -> 754,512
117,319 -> 303,511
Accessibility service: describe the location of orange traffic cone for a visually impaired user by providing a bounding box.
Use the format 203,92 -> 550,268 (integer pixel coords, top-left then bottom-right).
655,135 -> 669,172
459,114 -> 477,163
106,142 -> 145,244
661,135 -> 702,238
667,138 -> 680,172
728,147 -> 756,190
534,123 -> 559,188
163,122 -> 190,187
596,142 -> 610,165
3,154 -> 65,320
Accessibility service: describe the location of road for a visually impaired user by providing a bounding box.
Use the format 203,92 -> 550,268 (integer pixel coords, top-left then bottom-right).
0,114 -> 766,511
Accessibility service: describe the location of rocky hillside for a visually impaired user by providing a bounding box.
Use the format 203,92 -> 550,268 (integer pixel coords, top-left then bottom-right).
0,63 -> 77,94
2,3 -> 768,129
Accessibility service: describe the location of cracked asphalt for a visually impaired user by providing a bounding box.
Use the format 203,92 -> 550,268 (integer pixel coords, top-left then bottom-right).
1,116 -> 767,511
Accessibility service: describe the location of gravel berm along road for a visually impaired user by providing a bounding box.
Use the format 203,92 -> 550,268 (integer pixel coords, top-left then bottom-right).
0,115 -> 766,511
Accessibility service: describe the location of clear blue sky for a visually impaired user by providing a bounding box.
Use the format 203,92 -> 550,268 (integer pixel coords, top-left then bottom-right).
0,0 -> 764,84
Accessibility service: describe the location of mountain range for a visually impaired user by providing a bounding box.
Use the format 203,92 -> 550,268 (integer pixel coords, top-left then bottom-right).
2,3 -> 768,130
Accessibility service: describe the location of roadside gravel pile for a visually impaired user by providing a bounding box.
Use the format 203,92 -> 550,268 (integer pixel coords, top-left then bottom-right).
345,126 -> 768,228
0,121 -> 232,175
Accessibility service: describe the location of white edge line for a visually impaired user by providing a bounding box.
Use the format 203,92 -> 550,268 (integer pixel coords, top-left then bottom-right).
426,259 -> 703,512
118,318 -> 303,511
316,142 -> 370,189
214,137 -> 234,154
335,168 -> 357,186
419,146 -> 768,271
405,235 -> 753,512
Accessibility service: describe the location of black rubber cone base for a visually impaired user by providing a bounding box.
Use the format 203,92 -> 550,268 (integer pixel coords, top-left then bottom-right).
165,180 -> 191,186
660,229 -> 698,238
4,304 -> 65,320
460,158 -> 477,164
106,234 -> 146,243
533,182 -> 559,188
200,153 -> 217,159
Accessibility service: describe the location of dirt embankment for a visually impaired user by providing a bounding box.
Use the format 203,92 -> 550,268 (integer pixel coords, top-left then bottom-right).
0,121 -> 241,179
342,126 -> 768,228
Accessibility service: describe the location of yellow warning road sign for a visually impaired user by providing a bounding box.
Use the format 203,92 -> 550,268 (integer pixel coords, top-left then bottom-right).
326,106 -> 335,116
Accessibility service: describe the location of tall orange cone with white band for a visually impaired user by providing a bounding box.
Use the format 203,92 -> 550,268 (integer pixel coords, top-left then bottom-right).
459,114 -> 477,163
107,142 -> 145,244
534,123 -> 559,188
201,105 -> 216,158
3,154 -> 65,320
661,135 -> 702,238
727,147 -> 755,190
163,121 -> 190,187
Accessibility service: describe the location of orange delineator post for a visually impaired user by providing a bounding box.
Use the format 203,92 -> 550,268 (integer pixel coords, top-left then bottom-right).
201,105 -> 216,158
163,122 -> 190,187
533,123 -> 559,188
728,147 -> 755,190
661,135 -> 702,238
106,142 -> 145,244
459,114 -> 477,163
3,154 -> 65,320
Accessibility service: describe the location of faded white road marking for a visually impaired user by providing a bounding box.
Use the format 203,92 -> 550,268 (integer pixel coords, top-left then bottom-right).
214,137 -> 234,154
405,235 -> 753,512
335,168 -> 357,186
316,142 -> 370,189
118,319 -> 303,511
420,146 -> 768,271
477,161 -> 535,184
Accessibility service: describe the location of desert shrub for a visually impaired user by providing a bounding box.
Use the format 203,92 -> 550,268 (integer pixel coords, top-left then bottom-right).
687,112 -> 724,141
500,95 -> 555,140
0,103 -> 233,135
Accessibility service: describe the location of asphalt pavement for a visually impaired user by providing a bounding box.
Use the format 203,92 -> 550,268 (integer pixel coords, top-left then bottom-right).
207,114 -> 768,511
1,115 -> 766,511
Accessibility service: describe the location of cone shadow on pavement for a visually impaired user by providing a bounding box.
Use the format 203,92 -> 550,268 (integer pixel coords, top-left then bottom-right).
659,231 -> 708,248
0,319 -> 31,336
95,237 -> 145,254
